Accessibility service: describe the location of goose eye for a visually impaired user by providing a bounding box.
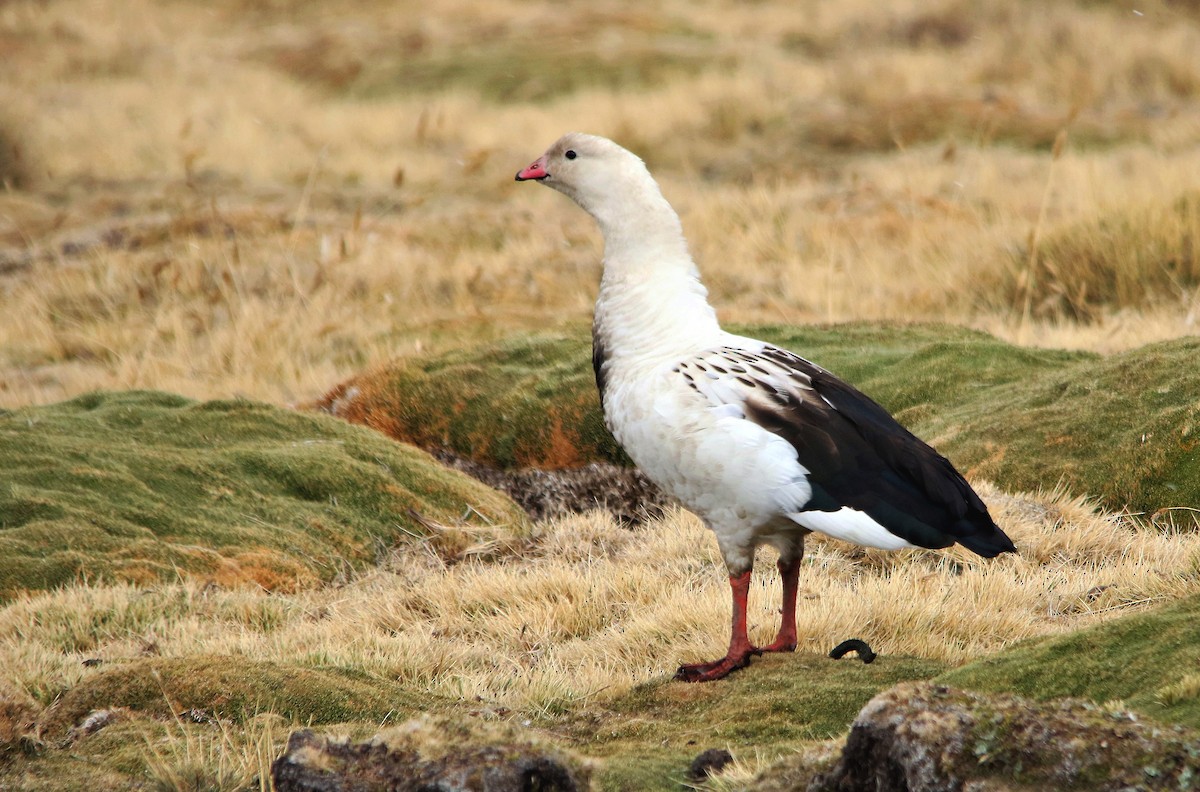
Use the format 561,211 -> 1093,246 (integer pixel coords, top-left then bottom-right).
565,150 -> 577,160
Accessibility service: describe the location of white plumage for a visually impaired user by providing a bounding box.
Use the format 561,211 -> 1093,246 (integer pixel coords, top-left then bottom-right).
516,133 -> 1014,682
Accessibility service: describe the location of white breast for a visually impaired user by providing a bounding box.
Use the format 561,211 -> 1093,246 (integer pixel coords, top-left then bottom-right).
601,354 -> 813,547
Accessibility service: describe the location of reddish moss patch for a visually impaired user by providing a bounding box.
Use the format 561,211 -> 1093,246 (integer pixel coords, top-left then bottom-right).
311,335 -> 621,470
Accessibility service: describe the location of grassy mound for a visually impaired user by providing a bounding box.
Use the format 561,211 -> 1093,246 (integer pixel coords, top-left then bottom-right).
316,323 -> 1200,514
21,651 -> 946,791
938,592 -> 1200,729
0,391 -> 525,600
920,336 -> 1200,517
38,656 -> 435,739
315,333 -> 623,469
313,323 -> 1087,470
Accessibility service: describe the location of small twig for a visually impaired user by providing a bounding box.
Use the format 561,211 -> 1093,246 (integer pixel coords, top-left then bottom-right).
1085,596 -> 1164,616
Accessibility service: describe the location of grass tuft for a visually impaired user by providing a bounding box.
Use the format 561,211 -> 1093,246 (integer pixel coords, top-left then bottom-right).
0,115 -> 36,190
992,191 -> 1200,321
39,656 -> 433,739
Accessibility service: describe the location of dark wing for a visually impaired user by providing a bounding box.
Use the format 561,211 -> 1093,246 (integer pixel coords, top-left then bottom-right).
695,344 -> 1015,558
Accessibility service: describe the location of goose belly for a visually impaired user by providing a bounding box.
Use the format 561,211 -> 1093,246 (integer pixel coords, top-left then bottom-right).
601,376 -> 811,533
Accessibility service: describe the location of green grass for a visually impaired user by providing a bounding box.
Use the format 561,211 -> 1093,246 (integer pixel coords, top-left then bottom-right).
0,390 -> 525,600
318,322 -> 1200,516
576,652 -> 947,790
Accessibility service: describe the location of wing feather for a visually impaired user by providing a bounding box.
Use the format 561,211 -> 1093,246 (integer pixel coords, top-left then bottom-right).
674,343 -> 1015,557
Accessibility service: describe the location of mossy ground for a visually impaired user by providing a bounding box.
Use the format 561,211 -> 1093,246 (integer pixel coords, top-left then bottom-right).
2,0 -> 1199,786
578,653 -> 948,791
939,592 -> 1200,729
15,595 -> 1200,791
0,390 -> 525,599
8,650 -> 943,791
5,334 -> 1200,787
316,322 -> 1199,517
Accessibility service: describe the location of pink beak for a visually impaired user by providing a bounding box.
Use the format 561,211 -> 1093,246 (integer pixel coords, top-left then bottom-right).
515,156 -> 549,181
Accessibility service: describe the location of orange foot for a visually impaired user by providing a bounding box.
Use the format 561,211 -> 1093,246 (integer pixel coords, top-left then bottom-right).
757,631 -> 797,653
674,648 -> 761,683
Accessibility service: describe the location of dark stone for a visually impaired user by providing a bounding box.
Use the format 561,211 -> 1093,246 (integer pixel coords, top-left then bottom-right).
688,748 -> 734,781
807,683 -> 1200,792
272,728 -> 585,792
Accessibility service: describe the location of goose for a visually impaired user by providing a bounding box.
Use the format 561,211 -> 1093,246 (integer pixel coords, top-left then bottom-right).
515,133 -> 1015,682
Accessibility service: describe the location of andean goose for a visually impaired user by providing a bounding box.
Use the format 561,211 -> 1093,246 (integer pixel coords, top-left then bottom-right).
515,133 -> 1016,682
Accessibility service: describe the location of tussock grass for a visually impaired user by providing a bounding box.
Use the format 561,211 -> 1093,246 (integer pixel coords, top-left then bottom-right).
994,191 -> 1200,321
140,712 -> 278,792
2,0 -> 1200,412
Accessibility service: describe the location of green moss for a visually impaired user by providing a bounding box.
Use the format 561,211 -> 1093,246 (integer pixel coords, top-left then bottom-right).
731,322 -> 1090,416
318,333 -> 623,469
570,652 -> 948,790
918,337 -> 1200,516
0,391 -> 525,600
938,593 -> 1200,729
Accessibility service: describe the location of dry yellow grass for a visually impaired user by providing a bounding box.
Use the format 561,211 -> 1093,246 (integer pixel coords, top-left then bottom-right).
2,0 -> 1199,408
1,2 -> 1200,782
3,484 -> 1198,720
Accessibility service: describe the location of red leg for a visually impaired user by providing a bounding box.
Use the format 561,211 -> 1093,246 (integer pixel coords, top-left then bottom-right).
675,570 -> 759,682
759,556 -> 801,653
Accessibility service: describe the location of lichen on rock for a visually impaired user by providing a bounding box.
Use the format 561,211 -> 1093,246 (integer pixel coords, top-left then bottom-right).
806,682 -> 1200,792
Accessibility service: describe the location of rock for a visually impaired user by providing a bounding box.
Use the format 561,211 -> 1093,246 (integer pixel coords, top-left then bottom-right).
688,748 -> 734,781
271,728 -> 586,792
807,682 -> 1200,792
